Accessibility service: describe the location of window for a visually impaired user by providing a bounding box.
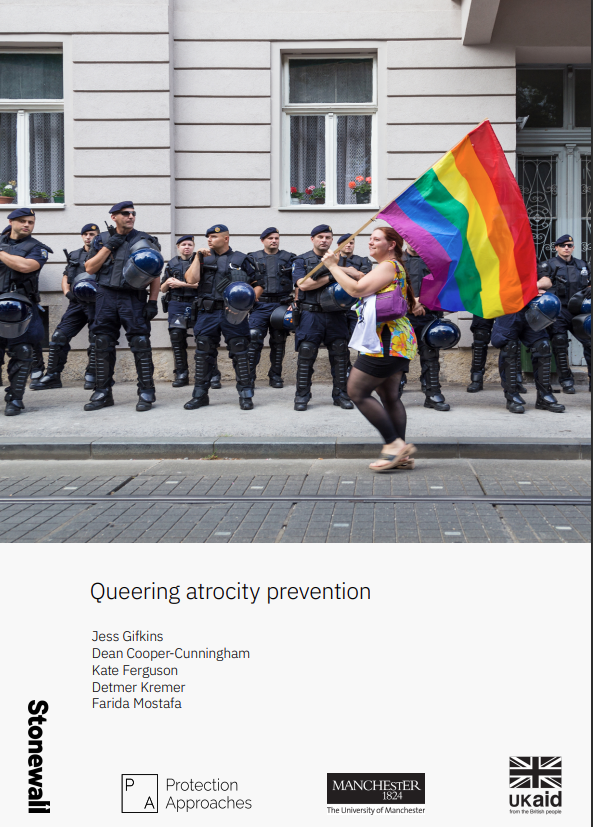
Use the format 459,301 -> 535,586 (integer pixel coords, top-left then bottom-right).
0,53 -> 65,207
575,69 -> 591,128
517,65 -> 591,131
282,56 -> 377,209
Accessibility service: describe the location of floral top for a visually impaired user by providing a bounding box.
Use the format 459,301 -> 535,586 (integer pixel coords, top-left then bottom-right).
357,260 -> 418,360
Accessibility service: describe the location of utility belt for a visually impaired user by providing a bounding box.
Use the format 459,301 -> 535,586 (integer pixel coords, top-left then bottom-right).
298,302 -> 326,313
195,296 -> 225,312
169,290 -> 195,302
99,282 -> 144,298
259,293 -> 293,303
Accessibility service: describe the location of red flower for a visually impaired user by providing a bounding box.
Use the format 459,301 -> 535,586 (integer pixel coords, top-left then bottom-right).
291,186 -> 297,194
366,177 -> 372,184
348,181 -> 356,189
355,176 -> 364,182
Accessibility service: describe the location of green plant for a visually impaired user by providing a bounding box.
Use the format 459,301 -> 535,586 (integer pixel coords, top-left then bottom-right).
0,181 -> 16,197
348,175 -> 372,195
306,181 -> 326,200
52,189 -> 64,198
31,191 -> 49,198
290,186 -> 304,199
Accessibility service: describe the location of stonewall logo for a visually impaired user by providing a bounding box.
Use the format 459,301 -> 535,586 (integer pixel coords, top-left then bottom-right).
509,757 -> 562,813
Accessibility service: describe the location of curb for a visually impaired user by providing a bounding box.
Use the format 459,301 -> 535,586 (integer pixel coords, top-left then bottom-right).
0,437 -> 589,461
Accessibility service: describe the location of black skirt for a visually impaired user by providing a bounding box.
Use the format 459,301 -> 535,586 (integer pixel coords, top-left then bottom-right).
353,326 -> 409,378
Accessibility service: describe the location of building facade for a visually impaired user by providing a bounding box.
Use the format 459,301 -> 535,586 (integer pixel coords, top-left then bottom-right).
1,0 -> 590,377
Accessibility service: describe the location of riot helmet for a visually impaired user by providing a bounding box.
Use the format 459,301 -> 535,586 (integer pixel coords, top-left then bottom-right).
568,287 -> 591,316
319,283 -> 358,313
525,292 -> 561,331
0,292 -> 34,339
223,282 -> 256,325
122,248 -> 164,289
421,318 -> 461,350
572,313 -> 591,339
72,272 -> 98,302
270,305 -> 290,331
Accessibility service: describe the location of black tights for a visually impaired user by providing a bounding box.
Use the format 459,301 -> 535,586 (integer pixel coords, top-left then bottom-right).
347,367 -> 407,444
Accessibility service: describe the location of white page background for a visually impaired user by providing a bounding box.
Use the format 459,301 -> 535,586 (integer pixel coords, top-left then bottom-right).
2,543 -> 590,825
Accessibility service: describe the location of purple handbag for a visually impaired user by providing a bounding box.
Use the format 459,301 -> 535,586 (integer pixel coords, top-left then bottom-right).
375,285 -> 408,323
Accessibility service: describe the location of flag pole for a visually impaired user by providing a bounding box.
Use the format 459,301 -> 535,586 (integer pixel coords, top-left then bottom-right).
299,119 -> 490,283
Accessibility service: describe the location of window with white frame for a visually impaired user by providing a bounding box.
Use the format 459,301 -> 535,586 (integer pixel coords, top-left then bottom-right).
282,55 -> 377,208
0,52 -> 65,207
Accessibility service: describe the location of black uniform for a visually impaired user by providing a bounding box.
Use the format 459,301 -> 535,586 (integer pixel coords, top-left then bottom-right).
86,228 -> 160,411
184,247 -> 256,411
402,251 -> 450,411
340,253 -> 373,337
0,230 -> 51,415
292,251 -> 354,411
31,245 -> 96,391
546,253 -> 591,391
466,315 -> 526,394
491,308 -> 565,413
247,249 -> 296,387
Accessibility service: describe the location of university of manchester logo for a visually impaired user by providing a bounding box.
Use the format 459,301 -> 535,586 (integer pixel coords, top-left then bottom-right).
509,757 -> 562,789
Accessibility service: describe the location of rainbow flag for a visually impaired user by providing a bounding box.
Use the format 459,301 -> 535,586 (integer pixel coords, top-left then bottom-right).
377,120 -> 538,318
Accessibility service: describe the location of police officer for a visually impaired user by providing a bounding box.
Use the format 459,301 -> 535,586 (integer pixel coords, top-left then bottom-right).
0,208 -> 52,416
0,224 -> 8,386
545,234 -> 591,392
247,227 -> 296,388
491,271 -> 565,414
30,223 -> 100,391
292,225 -> 354,411
466,316 -> 527,394
183,224 -> 256,411
336,233 -> 373,337
402,245 -> 451,411
84,201 -> 162,412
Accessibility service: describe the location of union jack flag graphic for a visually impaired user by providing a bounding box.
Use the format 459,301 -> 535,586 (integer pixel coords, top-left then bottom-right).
509,757 -> 562,789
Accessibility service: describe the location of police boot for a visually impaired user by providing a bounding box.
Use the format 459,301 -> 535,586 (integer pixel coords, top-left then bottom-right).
398,372 -> 407,399
210,362 -> 222,390
229,336 -> 255,410
84,333 -> 96,390
467,330 -> 490,392
500,340 -> 525,413
531,339 -> 565,413
330,340 -> 354,409
4,343 -> 34,416
423,353 -> 450,411
131,335 -> 156,411
294,341 -> 317,411
30,332 -> 69,390
84,334 -> 115,411
248,327 -> 265,383
268,329 -> 287,388
30,343 -> 45,383
516,354 -> 527,394
185,336 -> 216,410
170,328 -> 189,388
551,333 -> 576,394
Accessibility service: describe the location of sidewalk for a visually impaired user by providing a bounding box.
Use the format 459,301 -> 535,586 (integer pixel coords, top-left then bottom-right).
0,381 -> 589,460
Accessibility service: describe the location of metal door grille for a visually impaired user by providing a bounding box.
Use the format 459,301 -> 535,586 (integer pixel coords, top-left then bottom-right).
517,155 -> 558,260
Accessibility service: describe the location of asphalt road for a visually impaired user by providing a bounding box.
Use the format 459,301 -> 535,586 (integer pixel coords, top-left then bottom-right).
0,458 -> 589,544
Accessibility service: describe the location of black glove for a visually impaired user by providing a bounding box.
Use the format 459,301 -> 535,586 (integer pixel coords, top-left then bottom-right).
65,290 -> 75,300
104,233 -> 126,252
143,300 -> 158,321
